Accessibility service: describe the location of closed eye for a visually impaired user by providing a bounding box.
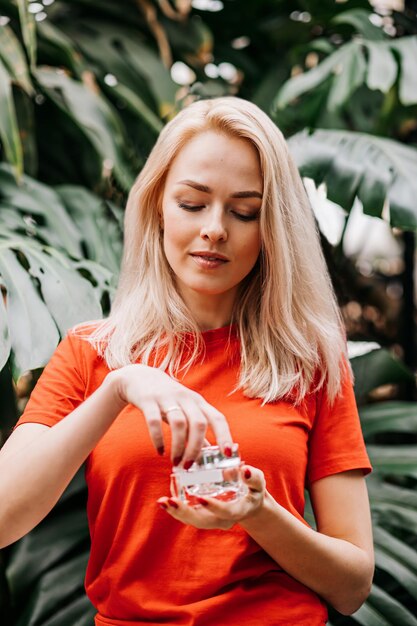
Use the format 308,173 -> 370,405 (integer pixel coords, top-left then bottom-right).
231,211 -> 259,222
178,202 -> 205,211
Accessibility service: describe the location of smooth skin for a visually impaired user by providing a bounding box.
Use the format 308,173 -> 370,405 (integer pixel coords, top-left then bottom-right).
0,131 -> 374,616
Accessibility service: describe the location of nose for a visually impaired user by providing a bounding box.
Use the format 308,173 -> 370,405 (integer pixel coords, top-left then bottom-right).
200,206 -> 228,242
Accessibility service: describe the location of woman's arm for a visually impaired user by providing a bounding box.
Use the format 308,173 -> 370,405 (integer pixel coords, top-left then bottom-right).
158,468 -> 374,616
241,470 -> 374,615
0,365 -> 233,548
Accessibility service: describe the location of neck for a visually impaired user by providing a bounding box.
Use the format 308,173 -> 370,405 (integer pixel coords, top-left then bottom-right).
178,289 -> 236,331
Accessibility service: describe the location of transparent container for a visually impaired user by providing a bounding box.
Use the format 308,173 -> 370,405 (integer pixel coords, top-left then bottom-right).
171,444 -> 247,506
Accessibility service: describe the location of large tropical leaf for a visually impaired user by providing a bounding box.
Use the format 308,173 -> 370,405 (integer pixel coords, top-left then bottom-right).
273,33 -> 417,113
59,19 -> 178,118
0,56 -> 23,178
352,584 -> 417,625
6,468 -> 95,626
0,164 -> 83,258
288,129 -> 417,230
360,401 -> 417,438
0,287 -> 11,372
0,246 -> 60,375
368,475 -> 417,535
55,185 -> 123,276
34,67 -> 136,192
16,0 -> 36,69
0,24 -> 34,96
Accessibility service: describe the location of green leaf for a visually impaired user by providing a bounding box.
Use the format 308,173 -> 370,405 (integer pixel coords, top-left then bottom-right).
16,0 -> 36,69
288,129 -> 417,230
390,37 -> 417,106
37,20 -> 86,78
106,81 -> 163,134
23,247 -> 103,335
0,24 -> 33,95
0,287 -> 11,371
35,67 -> 135,191
6,469 -> 94,625
360,401 -> 417,438
16,553 -> 90,626
332,9 -> 386,41
38,595 -> 95,626
327,42 -> 366,112
354,583 -> 417,625
61,20 -> 177,117
366,445 -> 417,476
0,248 -> 59,375
366,41 -> 397,94
0,164 -> 83,258
350,348 -> 413,401
0,57 -> 23,178
55,185 -> 122,275
367,475 -> 417,536
374,526 -> 417,595
273,43 -> 344,110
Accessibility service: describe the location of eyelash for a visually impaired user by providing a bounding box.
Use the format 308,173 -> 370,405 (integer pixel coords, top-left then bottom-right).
177,202 -> 259,222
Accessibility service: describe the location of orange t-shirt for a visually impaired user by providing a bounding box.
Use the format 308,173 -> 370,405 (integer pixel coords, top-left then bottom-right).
16,325 -> 371,626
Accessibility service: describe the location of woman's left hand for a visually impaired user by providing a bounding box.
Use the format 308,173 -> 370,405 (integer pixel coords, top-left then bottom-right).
157,465 -> 266,529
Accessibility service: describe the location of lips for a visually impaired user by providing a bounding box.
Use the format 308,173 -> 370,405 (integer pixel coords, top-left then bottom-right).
190,251 -> 229,262
190,251 -> 229,270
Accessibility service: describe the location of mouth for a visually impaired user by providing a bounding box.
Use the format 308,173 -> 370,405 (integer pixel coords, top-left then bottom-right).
190,252 -> 229,262
189,252 -> 229,269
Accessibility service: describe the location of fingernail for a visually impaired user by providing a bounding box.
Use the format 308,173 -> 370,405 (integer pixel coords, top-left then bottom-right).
168,498 -> 179,509
184,459 -> 194,470
224,445 -> 233,458
173,456 -> 182,467
157,446 -> 165,456
159,502 -> 168,510
197,497 -> 209,506
244,468 -> 251,480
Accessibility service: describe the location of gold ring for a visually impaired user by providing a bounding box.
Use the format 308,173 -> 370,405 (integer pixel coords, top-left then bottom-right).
164,406 -> 181,414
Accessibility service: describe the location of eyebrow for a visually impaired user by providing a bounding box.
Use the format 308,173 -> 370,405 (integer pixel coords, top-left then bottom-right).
176,179 -> 262,200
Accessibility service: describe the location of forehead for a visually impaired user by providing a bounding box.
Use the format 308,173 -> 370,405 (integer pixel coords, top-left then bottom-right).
165,131 -> 262,190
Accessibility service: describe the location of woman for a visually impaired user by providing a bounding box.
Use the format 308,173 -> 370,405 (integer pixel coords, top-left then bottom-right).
0,97 -> 373,625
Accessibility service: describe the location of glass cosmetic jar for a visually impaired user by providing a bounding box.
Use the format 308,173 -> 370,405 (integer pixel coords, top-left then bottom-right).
171,444 -> 247,506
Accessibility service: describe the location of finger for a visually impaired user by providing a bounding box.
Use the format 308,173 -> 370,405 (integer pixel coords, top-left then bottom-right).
189,495 -> 242,522
142,402 -> 164,454
241,465 -> 265,493
179,401 -> 208,466
199,402 -> 233,455
157,497 -> 231,529
161,406 -> 188,465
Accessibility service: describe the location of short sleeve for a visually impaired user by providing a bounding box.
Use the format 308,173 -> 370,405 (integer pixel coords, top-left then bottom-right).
306,363 -> 372,486
14,333 -> 87,429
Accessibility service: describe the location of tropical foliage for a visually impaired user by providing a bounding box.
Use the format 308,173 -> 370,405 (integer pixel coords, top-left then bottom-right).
0,0 -> 416,624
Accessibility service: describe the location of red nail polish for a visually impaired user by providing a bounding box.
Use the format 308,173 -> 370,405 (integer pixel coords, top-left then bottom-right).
184,459 -> 194,470
157,446 -> 165,456
173,456 -> 182,467
224,446 -> 232,458
244,468 -> 251,480
197,497 -> 209,506
168,498 -> 179,509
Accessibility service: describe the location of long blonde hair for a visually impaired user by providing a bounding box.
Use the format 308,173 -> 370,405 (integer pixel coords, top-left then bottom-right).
74,97 -> 347,403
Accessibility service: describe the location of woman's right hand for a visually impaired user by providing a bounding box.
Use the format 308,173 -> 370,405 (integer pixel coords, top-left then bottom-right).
108,364 -> 233,467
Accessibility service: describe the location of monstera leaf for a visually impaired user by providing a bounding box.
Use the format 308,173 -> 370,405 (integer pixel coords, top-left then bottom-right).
288,129 -> 417,230
5,469 -> 95,626
273,29 -> 417,114
0,166 -> 120,377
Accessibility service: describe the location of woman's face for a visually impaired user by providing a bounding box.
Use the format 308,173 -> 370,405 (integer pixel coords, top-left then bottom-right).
161,130 -> 262,326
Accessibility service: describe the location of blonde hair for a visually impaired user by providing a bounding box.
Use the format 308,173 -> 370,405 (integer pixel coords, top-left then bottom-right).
74,97 -> 347,403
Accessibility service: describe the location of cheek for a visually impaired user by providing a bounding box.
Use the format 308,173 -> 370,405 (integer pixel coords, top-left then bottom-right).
162,222 -> 187,266
241,231 -> 261,262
